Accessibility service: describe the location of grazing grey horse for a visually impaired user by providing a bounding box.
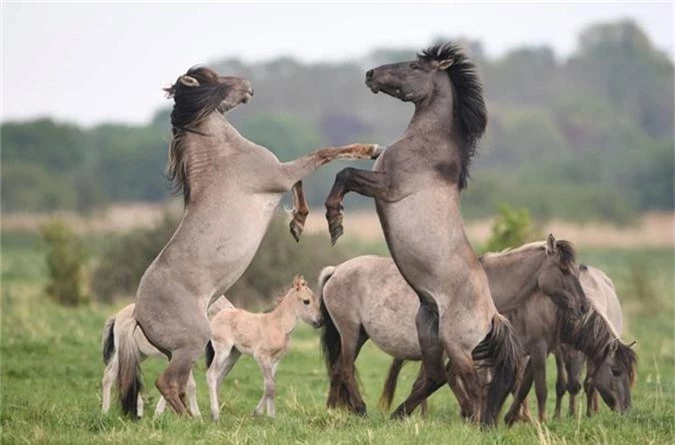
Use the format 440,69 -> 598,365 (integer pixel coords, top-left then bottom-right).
319,235 -> 588,420
324,42 -> 524,425
118,66 -> 381,417
554,264 -> 636,418
502,264 -> 637,425
101,296 -> 233,417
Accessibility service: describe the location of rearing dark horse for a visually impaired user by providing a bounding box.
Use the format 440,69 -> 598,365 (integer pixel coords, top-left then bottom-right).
324,43 -> 525,426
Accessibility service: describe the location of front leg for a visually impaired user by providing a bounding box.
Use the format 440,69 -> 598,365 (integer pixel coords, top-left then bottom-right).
325,168 -> 388,245
289,181 -> 309,242
280,143 -> 382,190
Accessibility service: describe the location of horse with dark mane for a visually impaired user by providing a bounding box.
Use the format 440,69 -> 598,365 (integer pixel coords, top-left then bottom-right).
117,66 -> 380,417
554,265 -> 637,418
323,43 -> 525,426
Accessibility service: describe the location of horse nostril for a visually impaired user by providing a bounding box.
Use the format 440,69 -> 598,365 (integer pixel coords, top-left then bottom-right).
366,69 -> 374,79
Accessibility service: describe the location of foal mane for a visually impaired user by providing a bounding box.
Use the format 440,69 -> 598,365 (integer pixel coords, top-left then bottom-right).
163,66 -> 230,203
419,43 -> 487,189
562,310 -> 637,385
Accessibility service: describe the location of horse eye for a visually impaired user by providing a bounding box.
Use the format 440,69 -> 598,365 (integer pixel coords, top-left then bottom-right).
302,299 -> 310,305
611,367 -> 621,376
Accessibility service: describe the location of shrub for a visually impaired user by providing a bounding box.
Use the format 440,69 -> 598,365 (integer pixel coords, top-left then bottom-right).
483,204 -> 539,253
91,213 -> 177,303
40,219 -> 88,306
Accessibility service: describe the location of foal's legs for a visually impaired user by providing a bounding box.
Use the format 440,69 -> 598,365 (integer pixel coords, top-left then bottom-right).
206,341 -> 242,421
254,356 -> 278,418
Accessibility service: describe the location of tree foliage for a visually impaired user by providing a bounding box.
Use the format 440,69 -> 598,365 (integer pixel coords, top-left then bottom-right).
1,20 -> 672,222
40,219 -> 88,306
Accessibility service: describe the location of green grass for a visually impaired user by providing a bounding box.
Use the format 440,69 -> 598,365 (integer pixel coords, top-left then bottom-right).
1,231 -> 673,444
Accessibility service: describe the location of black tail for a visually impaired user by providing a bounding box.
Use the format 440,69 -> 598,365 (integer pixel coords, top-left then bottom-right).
101,316 -> 116,364
118,322 -> 143,419
205,340 -> 215,368
472,313 -> 525,427
379,358 -> 406,411
317,265 -> 353,408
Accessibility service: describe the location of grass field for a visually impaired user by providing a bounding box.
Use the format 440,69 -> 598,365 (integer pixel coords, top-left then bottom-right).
1,231 -> 673,444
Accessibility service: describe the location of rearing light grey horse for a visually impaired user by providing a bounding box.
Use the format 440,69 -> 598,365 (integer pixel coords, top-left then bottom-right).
324,42 -> 525,426
118,66 -> 380,417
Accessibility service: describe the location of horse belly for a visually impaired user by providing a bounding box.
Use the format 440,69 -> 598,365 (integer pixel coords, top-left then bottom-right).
363,310 -> 421,360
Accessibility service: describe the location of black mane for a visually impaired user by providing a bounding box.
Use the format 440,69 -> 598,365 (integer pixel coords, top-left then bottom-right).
562,310 -> 637,384
555,239 -> 577,271
163,66 -> 229,203
419,43 -> 487,189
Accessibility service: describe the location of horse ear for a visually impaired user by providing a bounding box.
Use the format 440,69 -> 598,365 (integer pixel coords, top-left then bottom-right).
438,59 -> 454,70
293,274 -> 303,289
627,340 -> 638,348
178,75 -> 200,87
545,233 -> 557,255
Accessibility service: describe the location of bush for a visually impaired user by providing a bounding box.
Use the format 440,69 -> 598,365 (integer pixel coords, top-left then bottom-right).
40,219 -> 88,306
483,204 -> 539,253
91,213 -> 177,303
91,212 -> 350,308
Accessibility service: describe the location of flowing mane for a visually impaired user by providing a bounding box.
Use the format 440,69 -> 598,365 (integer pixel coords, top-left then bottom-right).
562,310 -> 637,385
480,239 -> 577,271
418,43 -> 487,189
163,66 -> 230,203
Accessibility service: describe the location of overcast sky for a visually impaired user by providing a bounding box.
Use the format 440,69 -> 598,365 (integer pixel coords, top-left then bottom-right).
2,2 -> 673,127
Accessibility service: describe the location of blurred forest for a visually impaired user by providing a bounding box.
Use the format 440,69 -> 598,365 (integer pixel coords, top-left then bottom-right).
2,20 -> 673,222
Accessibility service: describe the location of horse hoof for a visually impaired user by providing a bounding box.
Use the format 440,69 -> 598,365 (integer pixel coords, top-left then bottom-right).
289,221 -> 303,242
328,216 -> 344,245
355,406 -> 367,417
390,409 -> 408,420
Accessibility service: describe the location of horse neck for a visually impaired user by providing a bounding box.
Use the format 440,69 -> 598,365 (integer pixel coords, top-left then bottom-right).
405,77 -> 454,139
181,113 -> 244,197
482,250 -> 543,311
268,292 -> 300,335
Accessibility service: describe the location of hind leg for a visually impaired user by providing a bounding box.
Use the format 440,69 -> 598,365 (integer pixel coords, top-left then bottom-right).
392,301 -> 448,418
338,331 -> 367,415
531,346 -> 549,423
101,355 -> 118,413
505,360 -> 534,426
554,348 -> 567,420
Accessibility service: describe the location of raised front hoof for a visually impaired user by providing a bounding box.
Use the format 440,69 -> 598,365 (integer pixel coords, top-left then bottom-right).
289,220 -> 304,243
327,216 -> 344,245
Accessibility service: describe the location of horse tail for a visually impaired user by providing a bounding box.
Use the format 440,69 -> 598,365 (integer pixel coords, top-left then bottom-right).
318,266 -> 349,407
319,267 -> 339,374
317,266 -> 336,302
101,316 -> 116,365
472,313 -> 526,427
379,358 -> 406,411
117,320 -> 143,419
205,340 -> 215,368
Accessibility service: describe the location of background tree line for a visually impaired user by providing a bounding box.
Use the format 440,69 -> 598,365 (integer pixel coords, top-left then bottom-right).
2,20 -> 673,222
